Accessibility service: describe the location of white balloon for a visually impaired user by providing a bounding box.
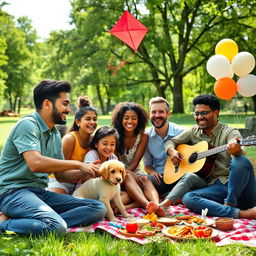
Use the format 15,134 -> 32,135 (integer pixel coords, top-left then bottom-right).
237,74 -> 256,97
231,52 -> 255,77
206,55 -> 232,80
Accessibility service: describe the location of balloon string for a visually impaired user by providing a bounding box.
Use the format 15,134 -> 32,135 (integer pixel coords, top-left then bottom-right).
107,53 -> 135,76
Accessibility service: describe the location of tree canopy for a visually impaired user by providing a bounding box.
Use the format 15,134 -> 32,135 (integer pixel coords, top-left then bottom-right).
1,0 -> 256,113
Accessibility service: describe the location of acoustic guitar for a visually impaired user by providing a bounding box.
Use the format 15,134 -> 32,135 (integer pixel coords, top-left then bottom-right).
163,136 -> 256,184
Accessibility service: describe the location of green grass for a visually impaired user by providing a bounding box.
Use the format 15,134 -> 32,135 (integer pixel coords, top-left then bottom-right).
1,231 -> 256,256
1,109 -> 256,255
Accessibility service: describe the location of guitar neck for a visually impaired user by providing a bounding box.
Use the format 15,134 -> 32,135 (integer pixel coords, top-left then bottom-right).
194,136 -> 256,160
197,144 -> 227,160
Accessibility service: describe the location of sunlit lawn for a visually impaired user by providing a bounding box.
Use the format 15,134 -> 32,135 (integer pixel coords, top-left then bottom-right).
1,109 -> 256,255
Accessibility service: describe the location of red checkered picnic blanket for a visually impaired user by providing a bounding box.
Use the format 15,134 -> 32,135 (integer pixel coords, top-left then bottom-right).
67,205 -> 256,247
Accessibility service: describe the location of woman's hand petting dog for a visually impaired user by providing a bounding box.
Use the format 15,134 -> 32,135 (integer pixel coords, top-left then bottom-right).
79,160 -> 100,178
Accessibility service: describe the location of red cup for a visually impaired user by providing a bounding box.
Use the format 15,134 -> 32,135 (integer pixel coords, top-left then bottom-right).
125,218 -> 139,233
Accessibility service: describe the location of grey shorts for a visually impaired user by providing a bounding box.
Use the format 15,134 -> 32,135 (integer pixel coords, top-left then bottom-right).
47,178 -> 77,195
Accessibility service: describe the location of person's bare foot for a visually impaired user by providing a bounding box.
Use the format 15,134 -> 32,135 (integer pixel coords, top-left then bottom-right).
160,199 -> 173,208
156,206 -> 166,217
146,201 -> 166,217
239,207 -> 256,219
0,212 -> 9,222
146,201 -> 159,214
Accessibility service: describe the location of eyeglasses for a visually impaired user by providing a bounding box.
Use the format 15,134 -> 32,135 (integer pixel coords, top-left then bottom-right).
192,110 -> 213,117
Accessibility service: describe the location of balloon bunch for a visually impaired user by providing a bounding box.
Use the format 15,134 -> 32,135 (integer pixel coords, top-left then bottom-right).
206,39 -> 256,100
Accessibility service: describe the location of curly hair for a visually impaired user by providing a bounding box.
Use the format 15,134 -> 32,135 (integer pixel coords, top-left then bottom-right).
111,102 -> 148,155
193,94 -> 220,110
68,96 -> 97,132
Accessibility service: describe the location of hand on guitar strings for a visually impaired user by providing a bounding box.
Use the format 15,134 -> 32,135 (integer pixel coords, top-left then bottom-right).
167,148 -> 184,166
226,138 -> 243,156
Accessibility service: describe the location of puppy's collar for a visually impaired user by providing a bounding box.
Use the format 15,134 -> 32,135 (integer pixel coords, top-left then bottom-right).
103,179 -> 112,185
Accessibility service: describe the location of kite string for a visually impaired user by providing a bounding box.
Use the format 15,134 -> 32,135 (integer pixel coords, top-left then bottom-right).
107,53 -> 135,76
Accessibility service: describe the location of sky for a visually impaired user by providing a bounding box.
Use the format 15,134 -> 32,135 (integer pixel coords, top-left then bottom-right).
3,0 -> 72,39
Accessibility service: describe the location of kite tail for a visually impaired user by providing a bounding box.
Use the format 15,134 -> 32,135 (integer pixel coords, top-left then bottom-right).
107,54 -> 135,76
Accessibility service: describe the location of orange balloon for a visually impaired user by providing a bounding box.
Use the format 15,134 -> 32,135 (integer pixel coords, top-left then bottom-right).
214,77 -> 237,100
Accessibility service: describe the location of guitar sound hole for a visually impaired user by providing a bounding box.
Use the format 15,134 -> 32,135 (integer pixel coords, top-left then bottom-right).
189,153 -> 198,164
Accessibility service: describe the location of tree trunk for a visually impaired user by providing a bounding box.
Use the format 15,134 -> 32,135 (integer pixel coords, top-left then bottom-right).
13,95 -> 18,113
105,85 -> 111,114
155,84 -> 166,99
8,92 -> 13,111
96,83 -> 106,115
18,97 -> 21,114
172,75 -> 184,113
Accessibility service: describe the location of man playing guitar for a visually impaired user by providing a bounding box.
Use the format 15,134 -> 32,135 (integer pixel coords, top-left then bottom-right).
165,94 -> 256,219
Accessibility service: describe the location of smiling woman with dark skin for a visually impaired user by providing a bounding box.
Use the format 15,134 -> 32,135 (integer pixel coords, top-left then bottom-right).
112,102 -> 165,216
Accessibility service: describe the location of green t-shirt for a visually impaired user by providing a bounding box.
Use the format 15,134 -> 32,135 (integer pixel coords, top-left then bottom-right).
164,122 -> 241,184
0,112 -> 64,194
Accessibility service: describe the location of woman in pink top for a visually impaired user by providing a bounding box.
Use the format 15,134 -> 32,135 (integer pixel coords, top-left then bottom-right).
47,96 -> 98,194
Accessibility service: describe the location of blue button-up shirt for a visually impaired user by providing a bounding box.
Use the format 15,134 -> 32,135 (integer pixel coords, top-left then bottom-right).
143,122 -> 184,174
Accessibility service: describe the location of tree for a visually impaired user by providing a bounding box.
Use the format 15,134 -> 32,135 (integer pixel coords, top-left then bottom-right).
43,0 -> 256,113
0,8 -> 38,112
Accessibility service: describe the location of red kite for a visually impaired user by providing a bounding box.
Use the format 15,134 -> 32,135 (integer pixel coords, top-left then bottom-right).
109,11 -> 148,52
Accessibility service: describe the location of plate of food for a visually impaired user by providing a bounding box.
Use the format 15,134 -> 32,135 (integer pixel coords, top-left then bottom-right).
137,218 -> 150,227
142,221 -> 165,232
162,225 -> 218,240
175,215 -> 214,226
119,228 -> 155,238
157,217 -> 179,226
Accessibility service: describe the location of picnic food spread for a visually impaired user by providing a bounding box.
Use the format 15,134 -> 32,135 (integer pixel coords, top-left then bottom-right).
137,218 -> 150,227
141,221 -> 165,232
142,212 -> 158,221
118,214 -> 219,240
163,225 -> 214,239
157,217 -> 179,226
175,215 -> 207,225
119,228 -> 156,238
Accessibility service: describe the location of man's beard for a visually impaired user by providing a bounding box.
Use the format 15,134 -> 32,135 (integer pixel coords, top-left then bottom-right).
52,105 -> 67,125
151,117 -> 167,129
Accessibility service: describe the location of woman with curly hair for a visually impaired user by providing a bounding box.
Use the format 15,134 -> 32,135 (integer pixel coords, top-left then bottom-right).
112,102 -> 165,216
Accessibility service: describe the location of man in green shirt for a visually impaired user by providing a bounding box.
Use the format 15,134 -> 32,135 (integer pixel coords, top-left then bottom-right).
165,94 -> 256,219
0,79 -> 106,235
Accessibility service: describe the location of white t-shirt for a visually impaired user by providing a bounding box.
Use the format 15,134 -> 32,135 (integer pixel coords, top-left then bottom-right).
84,149 -> 118,162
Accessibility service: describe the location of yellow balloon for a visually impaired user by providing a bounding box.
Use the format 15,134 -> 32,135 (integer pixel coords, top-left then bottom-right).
215,39 -> 239,62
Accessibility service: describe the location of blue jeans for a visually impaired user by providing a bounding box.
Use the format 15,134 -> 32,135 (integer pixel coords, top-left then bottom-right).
182,156 -> 256,218
150,173 -> 207,203
0,188 -> 106,235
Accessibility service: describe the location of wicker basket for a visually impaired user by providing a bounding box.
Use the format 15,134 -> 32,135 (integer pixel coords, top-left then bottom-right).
215,217 -> 234,231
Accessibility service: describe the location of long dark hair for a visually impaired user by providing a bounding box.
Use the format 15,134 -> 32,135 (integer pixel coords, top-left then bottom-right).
111,102 -> 148,155
89,126 -> 119,151
68,96 -> 97,132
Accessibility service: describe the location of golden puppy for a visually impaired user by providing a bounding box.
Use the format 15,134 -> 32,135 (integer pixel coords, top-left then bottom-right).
73,159 -> 130,222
